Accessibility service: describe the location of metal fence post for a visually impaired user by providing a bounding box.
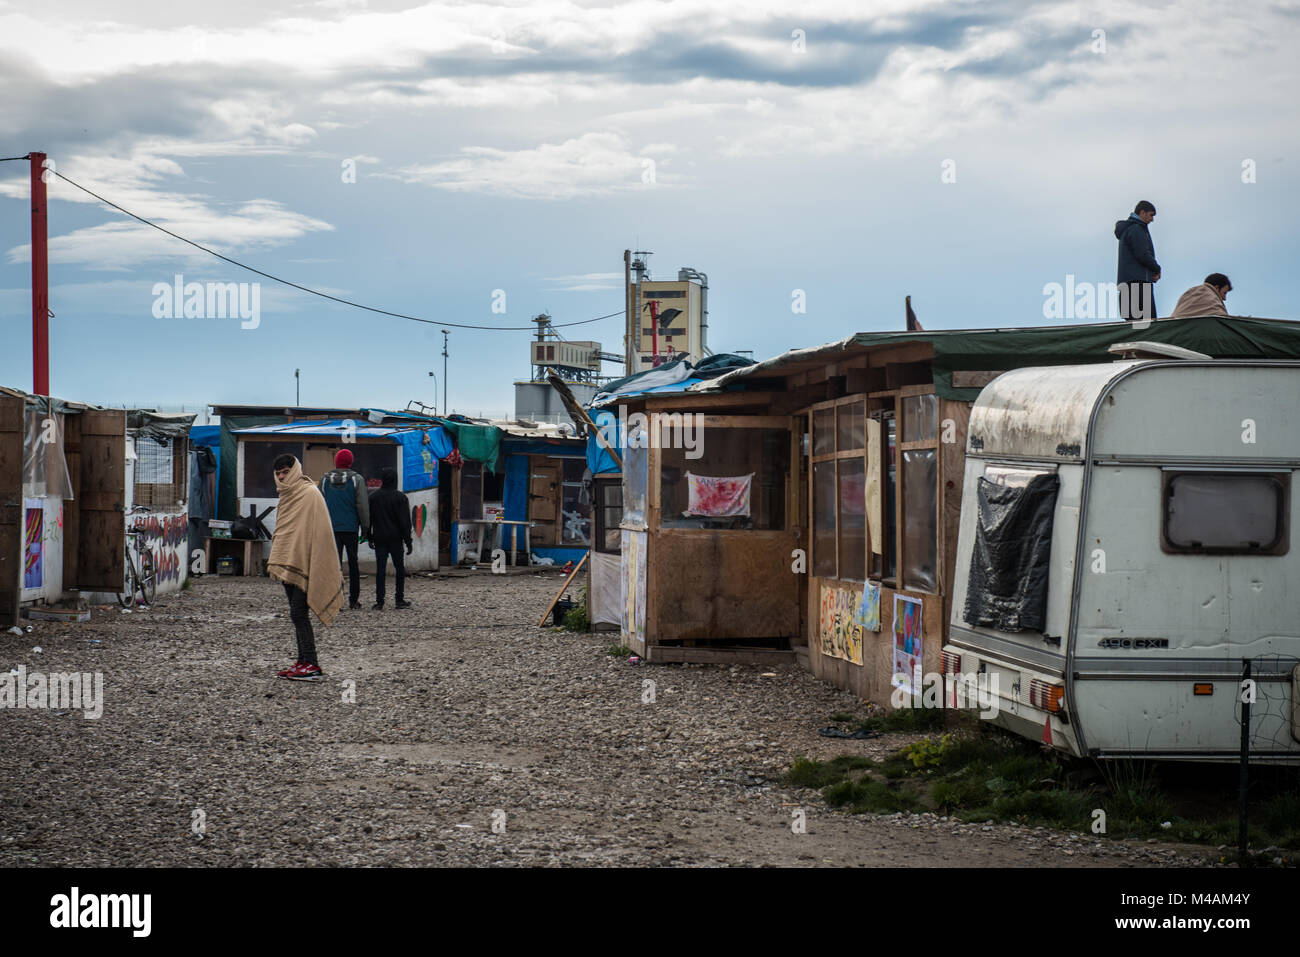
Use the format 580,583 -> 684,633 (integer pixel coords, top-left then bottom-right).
1238,658 -> 1251,867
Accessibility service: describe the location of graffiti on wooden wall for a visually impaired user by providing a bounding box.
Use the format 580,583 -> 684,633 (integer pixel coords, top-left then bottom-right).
819,584 -> 864,665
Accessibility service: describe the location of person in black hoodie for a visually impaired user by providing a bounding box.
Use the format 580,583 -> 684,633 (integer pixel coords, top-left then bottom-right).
368,467 -> 413,609
1114,200 -> 1161,320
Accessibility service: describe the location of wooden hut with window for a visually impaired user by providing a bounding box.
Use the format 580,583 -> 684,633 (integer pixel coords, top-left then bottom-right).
605,316 -> 1300,702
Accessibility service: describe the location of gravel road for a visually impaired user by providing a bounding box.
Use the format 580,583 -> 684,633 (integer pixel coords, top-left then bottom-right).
0,573 -> 1218,867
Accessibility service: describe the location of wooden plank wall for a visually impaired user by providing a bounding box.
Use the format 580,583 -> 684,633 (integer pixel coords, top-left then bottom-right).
77,410 -> 126,591
0,396 -> 23,626
651,529 -> 800,640
62,413 -> 82,591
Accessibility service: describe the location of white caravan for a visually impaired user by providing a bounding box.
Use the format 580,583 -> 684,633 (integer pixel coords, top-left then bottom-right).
946,355 -> 1300,762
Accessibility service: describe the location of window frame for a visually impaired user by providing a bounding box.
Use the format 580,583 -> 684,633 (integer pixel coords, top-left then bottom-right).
808,394 -> 869,582
1160,469 -> 1290,556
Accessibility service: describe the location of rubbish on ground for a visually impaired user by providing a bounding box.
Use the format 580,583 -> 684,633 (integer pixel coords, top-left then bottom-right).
6,626 -> 22,636
32,646 -> 42,654
24,607 -> 91,623
760,672 -> 778,677
816,726 -> 881,739
628,656 -> 641,665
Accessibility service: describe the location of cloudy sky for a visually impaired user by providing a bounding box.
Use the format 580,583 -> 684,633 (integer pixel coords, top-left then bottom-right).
1,0 -> 1297,416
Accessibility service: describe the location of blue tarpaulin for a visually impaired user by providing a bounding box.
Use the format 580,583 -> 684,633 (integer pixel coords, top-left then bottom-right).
586,409 -> 622,475
502,453 -> 529,550
391,427 -> 453,492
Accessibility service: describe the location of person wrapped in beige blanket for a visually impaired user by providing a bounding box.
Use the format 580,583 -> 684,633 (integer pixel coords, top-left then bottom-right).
267,455 -> 343,681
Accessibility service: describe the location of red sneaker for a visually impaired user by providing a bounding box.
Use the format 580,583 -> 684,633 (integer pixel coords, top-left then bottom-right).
276,662 -> 302,679
286,662 -> 324,682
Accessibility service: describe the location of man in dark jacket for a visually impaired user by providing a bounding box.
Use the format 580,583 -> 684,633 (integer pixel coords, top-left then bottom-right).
1115,200 -> 1161,320
320,448 -> 370,610
368,467 -> 412,609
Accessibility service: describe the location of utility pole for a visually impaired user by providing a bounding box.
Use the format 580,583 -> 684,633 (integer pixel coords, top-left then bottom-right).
30,152 -> 48,396
441,329 -> 450,415
295,368 -> 300,405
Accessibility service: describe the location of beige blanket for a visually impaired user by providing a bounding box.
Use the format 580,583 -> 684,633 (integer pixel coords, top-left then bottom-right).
1169,282 -> 1229,318
267,458 -> 343,626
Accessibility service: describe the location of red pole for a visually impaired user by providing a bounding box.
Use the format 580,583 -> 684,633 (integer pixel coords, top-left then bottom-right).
30,152 -> 49,397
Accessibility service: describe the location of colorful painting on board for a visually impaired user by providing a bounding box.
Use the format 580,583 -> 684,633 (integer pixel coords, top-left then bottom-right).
23,500 -> 43,589
892,594 -> 924,693
855,581 -> 881,632
129,512 -> 189,586
819,585 -> 864,665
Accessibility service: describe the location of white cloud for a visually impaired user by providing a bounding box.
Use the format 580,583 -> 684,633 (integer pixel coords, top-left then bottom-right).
387,131 -> 664,199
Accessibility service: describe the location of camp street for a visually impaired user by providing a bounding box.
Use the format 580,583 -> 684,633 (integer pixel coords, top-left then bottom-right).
0,574 -> 1214,868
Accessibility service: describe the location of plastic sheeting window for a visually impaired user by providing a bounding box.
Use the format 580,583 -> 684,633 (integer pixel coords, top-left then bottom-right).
964,470 -> 1059,632
901,450 -> 937,591
594,479 -> 623,553
838,458 -> 867,581
621,423 -> 649,530
901,394 -> 937,443
1163,472 -> 1288,555
22,409 -> 74,499
813,461 -> 836,576
659,427 -> 788,530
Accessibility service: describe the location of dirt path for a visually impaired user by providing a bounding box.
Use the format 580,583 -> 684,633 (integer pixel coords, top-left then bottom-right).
0,574 -> 1215,867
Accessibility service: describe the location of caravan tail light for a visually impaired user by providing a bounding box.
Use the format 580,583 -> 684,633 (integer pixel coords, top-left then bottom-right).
940,651 -> 962,675
1029,679 -> 1065,713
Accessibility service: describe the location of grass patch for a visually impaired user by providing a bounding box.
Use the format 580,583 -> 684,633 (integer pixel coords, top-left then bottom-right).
605,643 -> 634,657
785,726 -> 1300,854
855,707 -> 946,734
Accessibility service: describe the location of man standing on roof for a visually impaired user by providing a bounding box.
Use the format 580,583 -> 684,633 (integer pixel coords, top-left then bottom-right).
320,448 -> 370,610
268,454 -> 343,681
1169,273 -> 1233,318
369,466 -> 413,610
1115,200 -> 1161,320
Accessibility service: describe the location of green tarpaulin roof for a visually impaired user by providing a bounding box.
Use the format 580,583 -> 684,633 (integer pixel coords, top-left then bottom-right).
703,317 -> 1300,401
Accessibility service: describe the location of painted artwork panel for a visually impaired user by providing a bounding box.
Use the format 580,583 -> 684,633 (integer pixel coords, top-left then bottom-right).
892,594 -> 924,693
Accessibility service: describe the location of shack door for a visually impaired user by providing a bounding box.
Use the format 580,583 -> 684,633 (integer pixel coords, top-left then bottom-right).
529,464 -> 559,545
0,395 -> 22,626
77,410 -> 127,590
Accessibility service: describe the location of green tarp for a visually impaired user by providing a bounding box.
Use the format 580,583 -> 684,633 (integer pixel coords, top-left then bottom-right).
847,316 -> 1300,400
436,420 -> 503,473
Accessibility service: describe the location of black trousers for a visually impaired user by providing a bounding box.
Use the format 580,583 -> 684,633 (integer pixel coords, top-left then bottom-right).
374,540 -> 405,604
283,583 -> 319,666
1119,281 -> 1157,320
334,531 -> 360,604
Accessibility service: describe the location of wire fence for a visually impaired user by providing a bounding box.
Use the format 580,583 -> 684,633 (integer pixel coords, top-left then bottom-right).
1235,654 -> 1299,865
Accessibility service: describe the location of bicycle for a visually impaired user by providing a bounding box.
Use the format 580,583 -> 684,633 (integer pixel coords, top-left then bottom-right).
119,526 -> 157,608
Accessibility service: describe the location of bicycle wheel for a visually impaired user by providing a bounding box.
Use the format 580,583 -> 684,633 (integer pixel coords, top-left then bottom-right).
118,547 -> 137,608
138,547 -> 157,605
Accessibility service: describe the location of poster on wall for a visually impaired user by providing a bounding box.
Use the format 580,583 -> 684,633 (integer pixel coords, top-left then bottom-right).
892,594 -> 924,693
620,529 -> 647,643
856,580 -> 881,632
819,585 -> 864,665
23,499 -> 43,589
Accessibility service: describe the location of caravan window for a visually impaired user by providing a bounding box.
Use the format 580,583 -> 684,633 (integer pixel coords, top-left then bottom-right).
1162,472 -> 1289,555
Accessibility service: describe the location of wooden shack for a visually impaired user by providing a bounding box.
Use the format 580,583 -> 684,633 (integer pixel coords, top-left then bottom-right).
604,316 -> 1300,703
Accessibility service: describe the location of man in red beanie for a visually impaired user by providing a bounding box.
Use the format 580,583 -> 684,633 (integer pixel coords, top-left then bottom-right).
319,447 -> 370,610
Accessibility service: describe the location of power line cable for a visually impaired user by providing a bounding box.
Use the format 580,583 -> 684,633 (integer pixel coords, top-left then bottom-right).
41,167 -> 622,331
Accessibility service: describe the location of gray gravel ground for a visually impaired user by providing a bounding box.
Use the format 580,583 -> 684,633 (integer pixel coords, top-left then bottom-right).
0,573 -> 1221,867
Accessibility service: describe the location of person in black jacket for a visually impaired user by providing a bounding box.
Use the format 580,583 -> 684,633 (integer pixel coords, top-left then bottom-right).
1114,200 -> 1161,320
368,467 -> 412,609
